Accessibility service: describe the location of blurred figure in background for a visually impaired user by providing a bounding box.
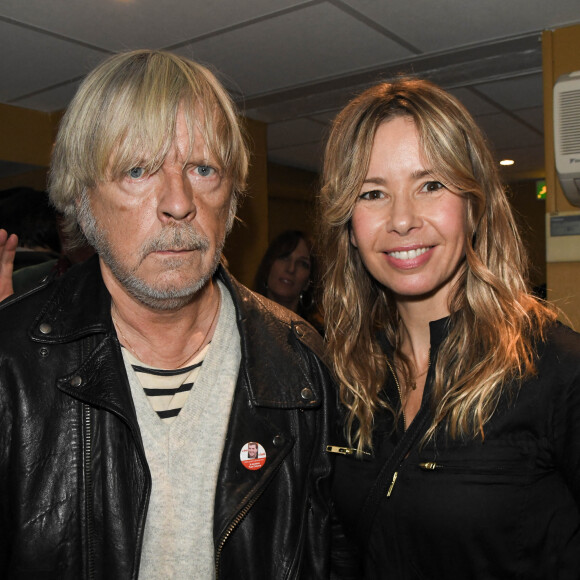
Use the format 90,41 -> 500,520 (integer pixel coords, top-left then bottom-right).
0,228 -> 17,301
0,188 -> 94,301
254,229 -> 323,333
0,187 -> 61,270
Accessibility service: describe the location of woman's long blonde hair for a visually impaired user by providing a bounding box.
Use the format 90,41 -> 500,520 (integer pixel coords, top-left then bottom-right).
319,79 -> 556,453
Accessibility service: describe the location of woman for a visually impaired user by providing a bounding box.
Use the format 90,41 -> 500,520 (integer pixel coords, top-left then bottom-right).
320,79 -> 580,578
254,230 -> 322,330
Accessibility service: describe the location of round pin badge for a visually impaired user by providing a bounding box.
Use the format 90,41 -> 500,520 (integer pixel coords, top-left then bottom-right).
240,442 -> 266,471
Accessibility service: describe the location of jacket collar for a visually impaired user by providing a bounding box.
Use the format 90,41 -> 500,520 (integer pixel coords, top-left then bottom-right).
378,316 -> 450,357
31,256 -> 324,410
29,255 -> 112,344
216,265 -> 324,410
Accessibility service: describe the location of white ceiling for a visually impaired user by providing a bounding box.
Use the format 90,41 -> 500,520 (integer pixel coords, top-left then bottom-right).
1,0 -> 579,180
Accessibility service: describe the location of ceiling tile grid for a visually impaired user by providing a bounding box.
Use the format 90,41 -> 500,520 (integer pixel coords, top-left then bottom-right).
174,3 -> 413,96
1,0 -> 579,179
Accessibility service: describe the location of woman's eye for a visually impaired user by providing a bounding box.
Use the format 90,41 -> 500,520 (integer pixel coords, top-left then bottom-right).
359,190 -> 384,200
195,165 -> 216,177
422,181 -> 444,193
128,167 -> 146,179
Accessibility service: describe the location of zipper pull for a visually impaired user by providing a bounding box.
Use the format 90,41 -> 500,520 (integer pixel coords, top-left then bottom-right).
326,445 -> 372,457
419,462 -> 438,470
386,471 -> 398,497
326,445 -> 355,456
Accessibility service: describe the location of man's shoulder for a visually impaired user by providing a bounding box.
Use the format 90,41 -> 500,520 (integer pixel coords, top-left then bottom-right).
219,268 -> 326,363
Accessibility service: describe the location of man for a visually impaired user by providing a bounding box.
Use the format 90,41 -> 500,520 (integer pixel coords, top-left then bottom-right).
247,442 -> 259,460
0,50 -> 333,579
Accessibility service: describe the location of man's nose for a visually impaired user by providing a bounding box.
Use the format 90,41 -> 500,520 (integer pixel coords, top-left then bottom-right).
158,168 -> 196,221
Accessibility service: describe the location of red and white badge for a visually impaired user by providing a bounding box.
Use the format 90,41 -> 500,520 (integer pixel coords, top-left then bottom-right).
240,442 -> 266,470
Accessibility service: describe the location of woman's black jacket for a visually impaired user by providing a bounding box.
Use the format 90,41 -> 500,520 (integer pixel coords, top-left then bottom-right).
331,317 -> 580,579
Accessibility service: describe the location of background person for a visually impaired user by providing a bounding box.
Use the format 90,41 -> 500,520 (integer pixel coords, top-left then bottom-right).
320,79 -> 580,578
0,188 -> 61,271
254,229 -> 323,332
0,50 -> 334,579
0,228 -> 17,302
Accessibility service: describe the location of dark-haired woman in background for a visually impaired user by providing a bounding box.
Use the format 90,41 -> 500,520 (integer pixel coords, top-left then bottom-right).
320,79 -> 580,578
254,230 -> 323,332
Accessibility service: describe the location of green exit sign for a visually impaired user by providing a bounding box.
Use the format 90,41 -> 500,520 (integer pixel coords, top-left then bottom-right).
536,179 -> 546,200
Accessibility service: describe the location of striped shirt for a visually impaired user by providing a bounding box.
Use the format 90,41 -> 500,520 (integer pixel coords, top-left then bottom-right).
121,344 -> 209,423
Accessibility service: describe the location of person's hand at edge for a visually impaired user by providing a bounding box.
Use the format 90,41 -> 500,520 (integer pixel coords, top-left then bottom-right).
0,229 -> 17,302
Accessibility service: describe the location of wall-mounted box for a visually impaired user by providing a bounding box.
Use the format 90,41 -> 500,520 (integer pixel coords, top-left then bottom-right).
546,211 -> 580,262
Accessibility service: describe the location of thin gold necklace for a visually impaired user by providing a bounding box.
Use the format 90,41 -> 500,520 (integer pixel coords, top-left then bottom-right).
112,290 -> 221,369
403,348 -> 431,391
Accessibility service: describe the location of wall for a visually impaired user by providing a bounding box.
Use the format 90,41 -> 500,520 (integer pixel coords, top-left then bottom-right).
222,118 -> 269,287
543,24 -> 580,329
0,103 -> 62,191
507,180 -> 546,292
267,162 -> 319,241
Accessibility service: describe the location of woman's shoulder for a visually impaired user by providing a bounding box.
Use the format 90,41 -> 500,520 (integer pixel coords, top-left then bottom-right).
542,320 -> 580,359
532,321 -> 580,394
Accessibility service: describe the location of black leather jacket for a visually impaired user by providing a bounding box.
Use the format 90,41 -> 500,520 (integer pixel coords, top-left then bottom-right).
0,257 -> 334,579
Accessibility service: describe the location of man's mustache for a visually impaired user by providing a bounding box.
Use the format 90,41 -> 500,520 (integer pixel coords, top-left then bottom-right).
140,226 -> 210,258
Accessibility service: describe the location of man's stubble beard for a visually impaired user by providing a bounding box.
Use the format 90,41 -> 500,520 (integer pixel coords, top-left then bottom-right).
78,192 -> 225,311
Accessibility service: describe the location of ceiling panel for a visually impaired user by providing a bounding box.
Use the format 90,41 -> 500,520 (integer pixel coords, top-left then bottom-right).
268,141 -> 324,173
310,109 -> 343,125
448,87 -> 505,117
13,80 -> 84,112
475,74 -> 544,110
268,118 -> 329,151
0,0 -> 313,51
173,3 -> 413,96
515,106 -> 545,134
0,20 -> 107,102
476,113 -> 544,151
339,0 -> 580,53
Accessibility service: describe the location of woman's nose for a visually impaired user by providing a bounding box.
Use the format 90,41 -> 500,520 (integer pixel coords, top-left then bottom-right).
387,196 -> 420,235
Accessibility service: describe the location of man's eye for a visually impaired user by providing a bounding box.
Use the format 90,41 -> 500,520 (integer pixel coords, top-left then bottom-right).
195,165 -> 216,177
359,190 -> 383,200
128,167 -> 145,179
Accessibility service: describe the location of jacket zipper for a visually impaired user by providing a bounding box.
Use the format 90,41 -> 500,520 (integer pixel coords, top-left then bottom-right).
419,462 -> 522,476
83,403 -> 96,580
385,358 -> 404,497
214,462 -> 283,578
384,351 -> 430,498
386,358 -> 406,428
